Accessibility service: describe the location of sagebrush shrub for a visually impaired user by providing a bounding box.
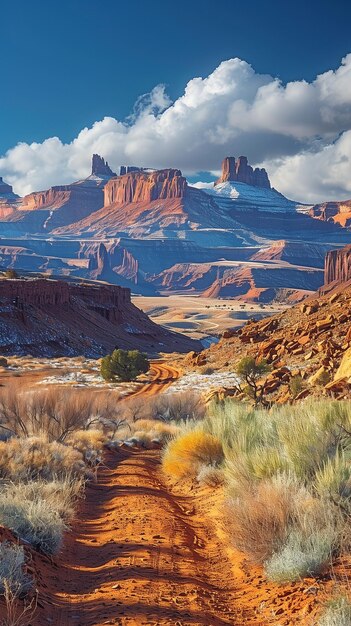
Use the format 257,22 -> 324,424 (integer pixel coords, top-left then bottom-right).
225,475 -> 295,563
197,464 -> 224,487
66,429 -> 106,465
0,479 -> 82,554
265,527 -> 334,582
318,596 -> 351,626
0,542 -> 32,596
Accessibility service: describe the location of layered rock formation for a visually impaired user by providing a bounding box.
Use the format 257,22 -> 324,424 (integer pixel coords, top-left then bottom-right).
104,169 -> 187,205
0,155 -> 350,305
215,156 -> 271,188
0,278 -> 199,356
0,177 -> 20,218
324,244 -> 351,286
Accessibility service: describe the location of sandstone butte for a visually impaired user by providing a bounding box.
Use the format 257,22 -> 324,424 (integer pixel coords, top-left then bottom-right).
215,155 -> 271,188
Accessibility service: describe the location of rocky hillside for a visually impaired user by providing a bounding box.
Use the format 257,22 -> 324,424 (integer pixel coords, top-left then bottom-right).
182,274 -> 351,402
54,167 -> 224,237
0,278 -> 199,357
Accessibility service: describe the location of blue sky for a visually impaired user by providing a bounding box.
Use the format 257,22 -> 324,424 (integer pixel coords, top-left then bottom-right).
1,0 -> 350,153
1,0 -> 351,202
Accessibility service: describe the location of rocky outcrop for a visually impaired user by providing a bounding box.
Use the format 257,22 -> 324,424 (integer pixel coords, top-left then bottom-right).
91,154 -> 116,177
104,169 -> 187,205
324,245 -> 351,286
0,278 -> 200,356
215,156 -> 271,189
251,240 -> 331,269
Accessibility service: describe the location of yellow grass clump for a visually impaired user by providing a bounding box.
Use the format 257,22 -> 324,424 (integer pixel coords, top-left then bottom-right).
162,430 -> 223,479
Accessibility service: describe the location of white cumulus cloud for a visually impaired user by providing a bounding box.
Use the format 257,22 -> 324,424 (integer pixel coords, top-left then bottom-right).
1,54 -> 351,202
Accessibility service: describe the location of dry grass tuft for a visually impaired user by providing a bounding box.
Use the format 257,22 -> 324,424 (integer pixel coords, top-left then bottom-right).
225,475 -> 295,563
0,437 -> 85,481
0,478 -> 83,554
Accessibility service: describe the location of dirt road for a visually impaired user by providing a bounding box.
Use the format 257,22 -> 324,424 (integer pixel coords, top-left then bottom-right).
39,447 -> 239,626
132,362 -> 180,397
32,363 -> 241,626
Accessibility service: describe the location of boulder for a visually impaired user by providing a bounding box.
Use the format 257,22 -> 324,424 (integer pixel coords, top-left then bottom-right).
334,347 -> 351,381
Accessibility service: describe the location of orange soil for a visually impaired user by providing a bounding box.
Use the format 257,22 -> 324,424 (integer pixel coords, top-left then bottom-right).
0,364 -> 347,625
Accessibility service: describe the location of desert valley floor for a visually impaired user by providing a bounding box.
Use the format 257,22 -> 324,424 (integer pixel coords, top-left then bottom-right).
132,295 -> 287,343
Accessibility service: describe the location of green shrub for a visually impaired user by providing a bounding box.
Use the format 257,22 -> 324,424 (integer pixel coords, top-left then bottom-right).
235,356 -> 270,406
314,453 -> 351,510
101,349 -> 149,382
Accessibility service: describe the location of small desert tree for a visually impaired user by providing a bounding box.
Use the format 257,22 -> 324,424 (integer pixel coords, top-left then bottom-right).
235,356 -> 270,407
101,349 -> 149,383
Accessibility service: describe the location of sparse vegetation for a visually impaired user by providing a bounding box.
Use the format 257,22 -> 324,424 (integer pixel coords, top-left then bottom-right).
0,385 -> 101,441
162,398 -> 351,584
100,349 -> 149,382
290,374 -> 304,398
0,488 -> 65,555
